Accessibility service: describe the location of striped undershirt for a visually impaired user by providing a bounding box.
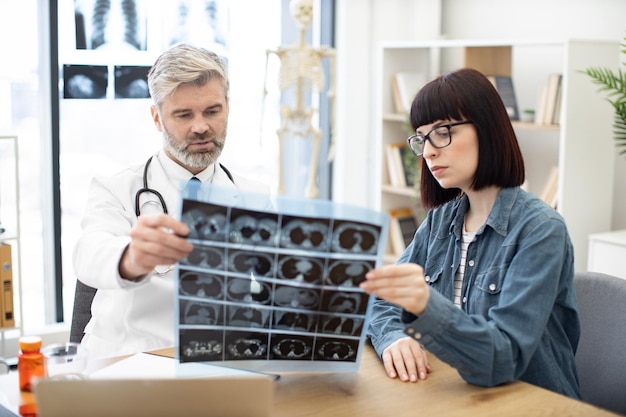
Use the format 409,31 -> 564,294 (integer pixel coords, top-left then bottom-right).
454,227 -> 476,308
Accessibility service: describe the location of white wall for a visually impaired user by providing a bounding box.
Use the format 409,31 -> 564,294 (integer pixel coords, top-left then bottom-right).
334,0 -> 441,208
334,0 -> 626,230
441,0 -> 626,230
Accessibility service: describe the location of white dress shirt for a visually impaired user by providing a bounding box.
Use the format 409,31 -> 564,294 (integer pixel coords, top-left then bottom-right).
73,150 -> 271,358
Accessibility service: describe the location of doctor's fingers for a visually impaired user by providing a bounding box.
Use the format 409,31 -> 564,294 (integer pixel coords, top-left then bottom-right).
135,213 -> 190,238
128,236 -> 191,270
133,227 -> 193,256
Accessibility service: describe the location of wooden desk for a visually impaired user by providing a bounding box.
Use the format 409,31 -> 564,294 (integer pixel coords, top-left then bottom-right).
151,345 -> 618,417
1,346 -> 618,416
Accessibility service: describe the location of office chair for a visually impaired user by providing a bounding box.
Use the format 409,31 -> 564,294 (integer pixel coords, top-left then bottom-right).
574,271 -> 626,415
69,279 -> 97,344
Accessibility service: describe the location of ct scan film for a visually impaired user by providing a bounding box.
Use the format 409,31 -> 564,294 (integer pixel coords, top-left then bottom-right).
175,182 -> 389,373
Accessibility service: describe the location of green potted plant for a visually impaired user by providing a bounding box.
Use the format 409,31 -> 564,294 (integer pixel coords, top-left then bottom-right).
520,108 -> 535,123
581,32 -> 626,157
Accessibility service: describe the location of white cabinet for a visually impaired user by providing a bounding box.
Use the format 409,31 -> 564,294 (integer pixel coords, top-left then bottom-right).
588,230 -> 626,280
375,39 -> 619,270
0,135 -> 24,353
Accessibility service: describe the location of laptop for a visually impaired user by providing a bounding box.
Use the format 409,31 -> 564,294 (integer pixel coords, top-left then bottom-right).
33,352 -> 274,417
33,375 -> 274,417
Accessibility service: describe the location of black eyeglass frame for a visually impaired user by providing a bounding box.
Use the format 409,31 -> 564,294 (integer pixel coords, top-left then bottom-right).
406,120 -> 473,156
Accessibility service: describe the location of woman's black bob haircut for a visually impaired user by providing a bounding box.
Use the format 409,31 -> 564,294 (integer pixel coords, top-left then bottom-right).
410,68 -> 525,209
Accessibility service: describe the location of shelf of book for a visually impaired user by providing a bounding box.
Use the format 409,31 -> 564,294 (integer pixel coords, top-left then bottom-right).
376,39 -> 619,271
0,135 -> 24,355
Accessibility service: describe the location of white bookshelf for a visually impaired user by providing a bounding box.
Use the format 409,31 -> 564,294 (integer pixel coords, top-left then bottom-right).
375,39 -> 619,270
0,135 -> 24,355
588,230 -> 626,280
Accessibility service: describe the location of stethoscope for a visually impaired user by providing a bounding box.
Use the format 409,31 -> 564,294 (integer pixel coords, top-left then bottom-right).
134,155 -> 234,216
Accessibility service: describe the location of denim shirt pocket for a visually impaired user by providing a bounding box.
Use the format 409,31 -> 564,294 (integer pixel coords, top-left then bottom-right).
423,260 -> 444,289
468,266 -> 506,315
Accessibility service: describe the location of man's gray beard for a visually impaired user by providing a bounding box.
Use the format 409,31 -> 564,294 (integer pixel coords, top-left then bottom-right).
163,131 -> 224,170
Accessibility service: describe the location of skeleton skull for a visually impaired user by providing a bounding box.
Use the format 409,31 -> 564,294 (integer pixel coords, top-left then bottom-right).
290,0 -> 313,30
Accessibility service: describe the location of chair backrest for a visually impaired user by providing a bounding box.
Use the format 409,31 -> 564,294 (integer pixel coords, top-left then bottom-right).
574,271 -> 626,415
69,279 -> 97,344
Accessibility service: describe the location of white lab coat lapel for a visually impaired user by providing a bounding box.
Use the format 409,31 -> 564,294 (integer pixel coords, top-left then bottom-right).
198,165 -> 239,206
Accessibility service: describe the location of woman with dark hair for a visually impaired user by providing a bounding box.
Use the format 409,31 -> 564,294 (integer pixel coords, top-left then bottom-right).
361,68 -> 580,398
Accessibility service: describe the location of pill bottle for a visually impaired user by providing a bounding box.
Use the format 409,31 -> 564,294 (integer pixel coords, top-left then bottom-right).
18,398 -> 38,417
18,335 -> 46,392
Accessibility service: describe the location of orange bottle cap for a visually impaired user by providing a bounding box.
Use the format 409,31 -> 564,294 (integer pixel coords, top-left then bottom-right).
19,336 -> 43,351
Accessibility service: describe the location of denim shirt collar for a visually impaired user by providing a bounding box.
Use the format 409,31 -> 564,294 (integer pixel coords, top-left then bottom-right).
450,187 -> 520,238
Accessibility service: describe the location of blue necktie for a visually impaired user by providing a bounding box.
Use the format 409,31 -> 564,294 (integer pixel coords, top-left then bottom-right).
188,177 -> 201,200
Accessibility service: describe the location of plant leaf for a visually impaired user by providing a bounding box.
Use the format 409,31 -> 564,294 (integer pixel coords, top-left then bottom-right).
581,31 -> 626,158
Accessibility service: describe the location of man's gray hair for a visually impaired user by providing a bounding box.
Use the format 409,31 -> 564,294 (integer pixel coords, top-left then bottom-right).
147,43 -> 229,107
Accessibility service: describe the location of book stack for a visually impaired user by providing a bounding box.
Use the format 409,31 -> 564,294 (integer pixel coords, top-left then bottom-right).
534,73 -> 563,126
385,143 -> 419,188
487,75 -> 519,121
391,72 -> 427,114
387,208 -> 418,256
0,243 -> 15,328
385,143 -> 407,187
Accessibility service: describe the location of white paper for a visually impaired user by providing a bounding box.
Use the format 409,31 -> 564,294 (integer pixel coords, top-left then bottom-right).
89,352 -> 265,379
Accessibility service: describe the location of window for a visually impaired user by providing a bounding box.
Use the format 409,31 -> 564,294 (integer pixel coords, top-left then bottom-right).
0,0 -> 334,332
57,0 -> 284,326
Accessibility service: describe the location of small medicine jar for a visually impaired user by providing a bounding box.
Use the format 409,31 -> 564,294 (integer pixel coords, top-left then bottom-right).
18,335 -> 47,392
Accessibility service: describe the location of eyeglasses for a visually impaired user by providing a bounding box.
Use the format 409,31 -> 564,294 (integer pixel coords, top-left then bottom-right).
406,120 -> 473,156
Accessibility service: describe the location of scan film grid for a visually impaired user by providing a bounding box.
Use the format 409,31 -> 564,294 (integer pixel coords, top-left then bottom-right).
175,193 -> 386,373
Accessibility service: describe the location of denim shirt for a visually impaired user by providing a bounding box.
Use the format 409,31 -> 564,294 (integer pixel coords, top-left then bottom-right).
367,187 -> 581,398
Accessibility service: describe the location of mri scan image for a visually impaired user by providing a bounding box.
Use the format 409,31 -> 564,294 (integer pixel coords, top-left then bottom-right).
322,290 -> 370,315
279,216 -> 330,251
183,244 -> 226,270
177,194 -> 386,370
227,305 -> 271,328
224,331 -> 269,360
270,334 -> 314,360
180,299 -> 223,326
179,270 -> 225,299
179,329 -> 223,361
320,314 -> 364,337
277,254 -> 325,284
226,276 -> 273,305
229,209 -> 279,247
273,310 -> 318,332
327,259 -> 375,287
228,250 -> 275,277
331,220 -> 380,254
273,284 -> 321,310
315,338 -> 359,362
181,202 -> 229,241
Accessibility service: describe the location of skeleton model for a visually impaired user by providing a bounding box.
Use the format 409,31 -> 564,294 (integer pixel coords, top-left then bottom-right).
263,0 -> 336,198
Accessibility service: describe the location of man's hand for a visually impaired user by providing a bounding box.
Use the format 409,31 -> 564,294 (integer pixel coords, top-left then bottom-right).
382,337 -> 431,382
119,214 -> 193,280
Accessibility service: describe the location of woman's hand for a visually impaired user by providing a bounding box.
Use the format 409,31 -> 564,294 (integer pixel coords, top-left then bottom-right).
381,337 -> 431,382
360,263 -> 430,316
